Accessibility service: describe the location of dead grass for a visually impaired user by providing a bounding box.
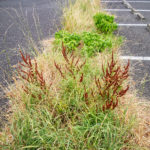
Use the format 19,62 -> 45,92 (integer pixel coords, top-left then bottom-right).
62,0 -> 102,33
132,100 -> 150,148
118,92 -> 150,149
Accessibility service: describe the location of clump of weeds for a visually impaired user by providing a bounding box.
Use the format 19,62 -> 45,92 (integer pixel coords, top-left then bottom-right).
0,44 -> 137,149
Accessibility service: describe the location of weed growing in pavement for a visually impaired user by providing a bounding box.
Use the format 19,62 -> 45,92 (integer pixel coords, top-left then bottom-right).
93,13 -> 118,33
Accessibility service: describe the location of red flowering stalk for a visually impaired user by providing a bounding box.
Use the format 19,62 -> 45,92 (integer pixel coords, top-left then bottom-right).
54,61 -> 65,79
54,43 -> 86,79
18,50 -> 53,101
18,51 -> 46,88
54,44 -> 89,106
79,73 -> 84,83
95,51 -> 130,111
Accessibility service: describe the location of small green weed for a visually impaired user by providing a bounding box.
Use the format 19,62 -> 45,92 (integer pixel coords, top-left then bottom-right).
93,13 -> 118,34
54,30 -> 81,51
54,30 -> 113,57
81,32 -> 112,56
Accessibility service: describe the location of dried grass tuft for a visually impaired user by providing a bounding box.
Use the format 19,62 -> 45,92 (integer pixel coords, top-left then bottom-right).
118,92 -> 150,149
63,0 -> 102,33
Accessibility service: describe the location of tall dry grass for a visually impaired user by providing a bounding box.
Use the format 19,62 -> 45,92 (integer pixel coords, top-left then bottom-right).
118,93 -> 150,149
63,0 -> 102,33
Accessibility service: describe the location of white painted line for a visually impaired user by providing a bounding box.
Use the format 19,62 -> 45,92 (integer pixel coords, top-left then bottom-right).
128,1 -> 150,3
120,56 -> 150,61
136,10 -> 150,12
104,9 -> 150,12
118,24 -> 147,27
102,1 -> 150,3
104,9 -> 131,11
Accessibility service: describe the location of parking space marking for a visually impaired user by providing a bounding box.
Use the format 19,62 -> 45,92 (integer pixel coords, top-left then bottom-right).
104,9 -> 130,11
134,10 -> 150,12
128,1 -> 150,3
120,56 -> 150,61
104,9 -> 150,12
103,1 -> 150,60
118,24 -> 147,27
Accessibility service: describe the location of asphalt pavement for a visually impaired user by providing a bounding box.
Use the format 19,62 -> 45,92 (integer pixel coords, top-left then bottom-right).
0,0 -> 65,128
102,0 -> 150,99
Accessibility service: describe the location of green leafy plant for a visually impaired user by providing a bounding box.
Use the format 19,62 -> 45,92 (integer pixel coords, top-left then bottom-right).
81,32 -> 112,56
54,31 -> 112,57
54,30 -> 81,51
93,13 -> 118,33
